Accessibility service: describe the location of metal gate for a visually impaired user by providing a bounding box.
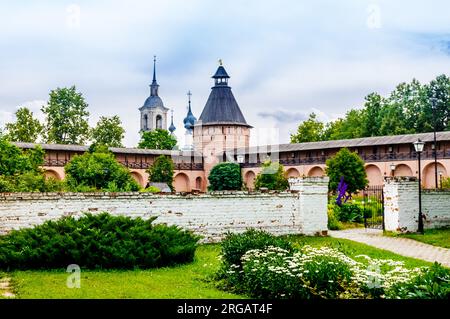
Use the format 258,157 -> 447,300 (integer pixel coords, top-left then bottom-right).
362,185 -> 384,230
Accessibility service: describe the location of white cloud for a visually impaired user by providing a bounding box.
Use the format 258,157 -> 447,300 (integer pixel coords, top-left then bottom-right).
0,1 -> 449,147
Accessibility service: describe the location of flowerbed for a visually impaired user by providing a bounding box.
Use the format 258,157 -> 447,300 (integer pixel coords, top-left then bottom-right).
217,230 -> 450,299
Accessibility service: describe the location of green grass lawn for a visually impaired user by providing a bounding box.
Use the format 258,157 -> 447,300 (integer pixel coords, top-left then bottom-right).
385,228 -> 450,249
7,245 -> 242,299
2,236 -> 435,299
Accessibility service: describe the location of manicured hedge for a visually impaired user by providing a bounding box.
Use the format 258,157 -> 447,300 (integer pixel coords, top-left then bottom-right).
0,213 -> 200,270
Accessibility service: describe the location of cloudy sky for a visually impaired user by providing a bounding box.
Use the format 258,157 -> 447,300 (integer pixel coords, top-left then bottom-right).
0,0 -> 449,147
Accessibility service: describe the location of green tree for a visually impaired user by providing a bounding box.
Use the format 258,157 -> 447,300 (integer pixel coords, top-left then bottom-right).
0,133 -> 56,192
138,129 -> 177,150
42,86 -> 90,145
208,162 -> 242,191
290,113 -> 325,143
254,160 -> 289,191
146,155 -> 175,191
64,148 -> 139,192
325,148 -> 368,194
91,115 -> 125,148
5,107 -> 43,143
426,74 -> 450,132
0,134 -> 44,176
362,93 -> 383,137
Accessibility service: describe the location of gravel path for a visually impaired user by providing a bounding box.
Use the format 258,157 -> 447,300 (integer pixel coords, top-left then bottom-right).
328,228 -> 450,267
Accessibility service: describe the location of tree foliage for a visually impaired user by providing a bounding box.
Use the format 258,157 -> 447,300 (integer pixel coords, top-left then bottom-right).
0,134 -> 43,176
64,148 -> 139,192
291,74 -> 450,143
91,115 -> 125,148
0,134 -> 61,192
254,160 -> 289,191
146,155 -> 175,191
5,107 -> 43,143
290,113 -> 324,143
42,86 -> 90,145
325,148 -> 368,194
208,162 -> 242,191
138,129 -> 177,150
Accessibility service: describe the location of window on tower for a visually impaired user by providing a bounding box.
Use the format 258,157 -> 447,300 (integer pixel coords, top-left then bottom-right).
156,115 -> 162,129
143,114 -> 148,130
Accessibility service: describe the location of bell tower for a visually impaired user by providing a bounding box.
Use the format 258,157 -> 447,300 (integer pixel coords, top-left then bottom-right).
139,56 -> 169,132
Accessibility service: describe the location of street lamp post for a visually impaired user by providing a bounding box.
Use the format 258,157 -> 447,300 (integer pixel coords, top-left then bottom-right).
413,139 -> 425,234
390,163 -> 396,177
431,97 -> 438,189
237,154 -> 245,189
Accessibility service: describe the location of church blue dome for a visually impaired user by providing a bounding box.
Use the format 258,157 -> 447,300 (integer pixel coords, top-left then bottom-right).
183,111 -> 197,129
183,91 -> 197,130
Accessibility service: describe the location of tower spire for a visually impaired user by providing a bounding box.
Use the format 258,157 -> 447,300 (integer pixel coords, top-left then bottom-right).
169,109 -> 176,134
150,55 -> 159,96
152,55 -> 157,84
187,90 -> 192,112
183,90 -> 197,131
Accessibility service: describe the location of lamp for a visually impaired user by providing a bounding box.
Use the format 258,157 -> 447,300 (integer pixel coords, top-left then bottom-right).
413,139 -> 425,153
390,163 -> 396,177
413,138 -> 425,234
236,154 -> 245,164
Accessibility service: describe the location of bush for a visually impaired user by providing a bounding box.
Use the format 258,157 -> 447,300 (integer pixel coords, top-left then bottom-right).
219,243 -> 434,299
208,162 -> 242,191
387,263 -> 450,299
0,213 -> 200,270
141,186 -> 161,193
337,204 -> 364,223
220,229 -> 293,267
254,160 -> 289,191
0,173 -> 65,192
65,149 -> 140,192
327,204 -> 343,230
442,177 -> 450,189
238,246 -> 355,299
146,155 -> 174,191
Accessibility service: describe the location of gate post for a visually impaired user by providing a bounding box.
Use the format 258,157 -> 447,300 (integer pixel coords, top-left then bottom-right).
383,177 -> 419,232
289,177 -> 329,236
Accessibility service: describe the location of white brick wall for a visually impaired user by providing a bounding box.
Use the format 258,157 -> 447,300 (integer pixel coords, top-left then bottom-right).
0,178 -> 329,242
289,177 -> 329,235
383,177 -> 450,232
422,190 -> 450,229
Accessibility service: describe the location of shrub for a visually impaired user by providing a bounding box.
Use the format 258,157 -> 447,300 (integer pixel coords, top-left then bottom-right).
386,262 -> 450,299
337,204 -> 364,223
146,155 -> 174,191
238,246 -> 355,299
0,213 -> 200,270
254,160 -> 289,191
220,229 -> 293,267
141,186 -> 161,193
64,149 -> 140,192
327,204 -> 343,230
208,162 -> 242,191
0,173 -> 65,192
442,177 -> 450,189
220,244 -> 427,299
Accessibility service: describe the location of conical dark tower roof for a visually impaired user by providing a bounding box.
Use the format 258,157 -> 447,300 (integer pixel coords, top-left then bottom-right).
197,64 -> 251,127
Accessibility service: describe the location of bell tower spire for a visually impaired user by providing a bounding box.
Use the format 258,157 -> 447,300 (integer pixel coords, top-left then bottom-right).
150,55 -> 159,96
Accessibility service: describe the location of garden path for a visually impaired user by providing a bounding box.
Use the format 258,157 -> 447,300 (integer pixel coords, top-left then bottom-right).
328,228 -> 450,267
